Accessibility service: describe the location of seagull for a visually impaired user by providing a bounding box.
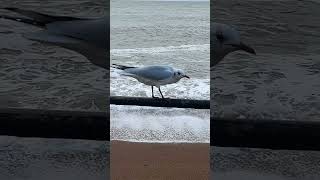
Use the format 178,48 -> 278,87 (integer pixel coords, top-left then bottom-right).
212,22 -> 256,67
0,7 -> 108,69
112,64 -> 190,98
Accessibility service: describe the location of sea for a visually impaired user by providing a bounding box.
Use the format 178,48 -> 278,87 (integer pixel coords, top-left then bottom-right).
110,0 -> 210,143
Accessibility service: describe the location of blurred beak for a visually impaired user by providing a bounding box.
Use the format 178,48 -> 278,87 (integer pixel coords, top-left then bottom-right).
184,75 -> 190,79
238,42 -> 256,55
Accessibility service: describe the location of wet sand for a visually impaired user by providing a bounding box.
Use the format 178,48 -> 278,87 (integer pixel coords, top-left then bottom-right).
111,140 -> 209,180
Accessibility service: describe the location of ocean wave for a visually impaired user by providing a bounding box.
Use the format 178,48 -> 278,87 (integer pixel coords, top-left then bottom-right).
111,44 -> 209,57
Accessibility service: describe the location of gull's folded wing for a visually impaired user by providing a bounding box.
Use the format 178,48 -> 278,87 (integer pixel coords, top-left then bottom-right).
126,66 -> 174,81
25,31 -> 108,69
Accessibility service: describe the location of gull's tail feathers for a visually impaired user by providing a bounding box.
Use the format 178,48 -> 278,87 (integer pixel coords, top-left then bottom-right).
111,64 -> 136,70
111,64 -> 137,77
1,7 -> 82,26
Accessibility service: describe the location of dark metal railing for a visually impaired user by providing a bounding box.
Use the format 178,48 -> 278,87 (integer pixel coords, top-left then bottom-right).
110,96 -> 210,109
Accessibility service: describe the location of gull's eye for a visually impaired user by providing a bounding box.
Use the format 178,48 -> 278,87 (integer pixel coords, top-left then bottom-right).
216,32 -> 224,42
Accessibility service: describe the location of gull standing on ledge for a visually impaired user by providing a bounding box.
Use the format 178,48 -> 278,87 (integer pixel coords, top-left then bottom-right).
112,64 -> 190,99
0,7 -> 108,69
212,22 -> 256,67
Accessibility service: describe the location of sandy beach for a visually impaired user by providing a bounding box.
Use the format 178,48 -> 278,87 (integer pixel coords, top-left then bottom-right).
111,141 -> 209,180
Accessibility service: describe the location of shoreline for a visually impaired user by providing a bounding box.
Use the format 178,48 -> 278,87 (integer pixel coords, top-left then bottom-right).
111,139 -> 210,144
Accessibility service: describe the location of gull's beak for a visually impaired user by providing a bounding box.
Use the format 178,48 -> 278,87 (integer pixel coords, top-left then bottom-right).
238,42 -> 256,55
184,75 -> 190,79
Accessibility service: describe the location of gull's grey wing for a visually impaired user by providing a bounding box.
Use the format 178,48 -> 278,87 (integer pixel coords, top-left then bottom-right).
1,8 -> 108,69
3,7 -> 84,24
125,66 -> 174,81
25,31 -> 108,69
27,18 -> 108,68
46,18 -> 108,49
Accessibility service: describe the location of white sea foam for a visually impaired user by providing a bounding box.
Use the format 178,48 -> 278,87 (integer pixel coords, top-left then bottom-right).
111,105 -> 210,143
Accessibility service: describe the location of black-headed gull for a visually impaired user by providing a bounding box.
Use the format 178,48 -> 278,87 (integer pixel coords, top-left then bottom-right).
112,64 -> 189,98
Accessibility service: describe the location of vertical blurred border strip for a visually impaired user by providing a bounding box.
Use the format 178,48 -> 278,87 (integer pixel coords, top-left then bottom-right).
106,0 -> 111,179
210,0 -> 213,179
106,0 -> 111,138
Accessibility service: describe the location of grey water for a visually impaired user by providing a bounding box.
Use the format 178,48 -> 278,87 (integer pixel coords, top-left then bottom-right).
111,0 -> 210,96
110,0 -> 210,142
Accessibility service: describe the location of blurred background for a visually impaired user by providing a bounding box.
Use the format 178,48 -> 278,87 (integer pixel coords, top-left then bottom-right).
211,0 -> 320,179
0,1 -> 108,179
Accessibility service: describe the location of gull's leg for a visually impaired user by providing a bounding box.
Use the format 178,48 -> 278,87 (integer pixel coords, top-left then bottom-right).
151,86 -> 155,98
158,87 -> 165,99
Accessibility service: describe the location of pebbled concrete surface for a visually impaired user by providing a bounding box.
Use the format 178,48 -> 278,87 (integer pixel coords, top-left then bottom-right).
211,147 -> 320,180
0,136 -> 109,180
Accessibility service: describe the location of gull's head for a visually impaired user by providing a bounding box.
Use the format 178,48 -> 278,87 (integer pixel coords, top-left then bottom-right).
212,23 -> 256,66
174,69 -> 190,80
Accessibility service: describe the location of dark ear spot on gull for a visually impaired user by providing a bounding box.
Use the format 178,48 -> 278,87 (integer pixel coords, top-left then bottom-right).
1,7 -> 109,69
216,31 -> 224,43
